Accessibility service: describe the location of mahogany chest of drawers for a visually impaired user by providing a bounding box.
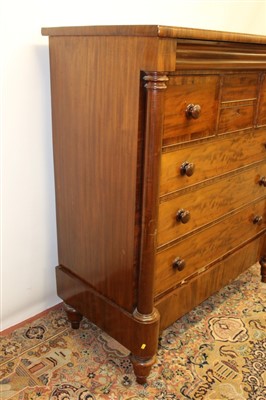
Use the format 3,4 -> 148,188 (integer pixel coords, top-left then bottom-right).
42,25 -> 266,383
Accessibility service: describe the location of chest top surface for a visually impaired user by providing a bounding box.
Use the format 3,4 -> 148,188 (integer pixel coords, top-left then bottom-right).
41,24 -> 266,44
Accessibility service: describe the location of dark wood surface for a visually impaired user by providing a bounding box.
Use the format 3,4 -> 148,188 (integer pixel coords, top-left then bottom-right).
156,236 -> 265,330
155,198 -> 266,297
158,164 -> 266,246
160,129 -> 266,195
43,25 -> 266,383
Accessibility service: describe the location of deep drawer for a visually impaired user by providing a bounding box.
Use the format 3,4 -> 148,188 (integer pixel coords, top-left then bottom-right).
157,164 -> 266,246
160,130 -> 266,195
163,75 -> 219,146
154,198 -> 266,297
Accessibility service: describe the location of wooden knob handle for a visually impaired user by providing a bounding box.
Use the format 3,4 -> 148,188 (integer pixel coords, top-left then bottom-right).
172,257 -> 186,271
253,215 -> 263,225
259,176 -> 266,187
176,209 -> 191,224
186,104 -> 201,119
180,161 -> 195,177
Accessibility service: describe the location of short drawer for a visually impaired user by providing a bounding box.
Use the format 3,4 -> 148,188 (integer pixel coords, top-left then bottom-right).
157,165 -> 266,246
221,73 -> 258,102
160,130 -> 266,195
218,101 -> 255,134
163,75 -> 219,145
154,199 -> 266,297
218,73 -> 258,134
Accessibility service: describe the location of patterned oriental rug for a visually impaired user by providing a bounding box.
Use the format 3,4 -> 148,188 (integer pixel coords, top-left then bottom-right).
1,264 -> 266,400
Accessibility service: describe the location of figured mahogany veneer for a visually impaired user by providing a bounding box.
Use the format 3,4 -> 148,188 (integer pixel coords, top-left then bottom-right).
42,25 -> 266,384
158,164 -> 266,245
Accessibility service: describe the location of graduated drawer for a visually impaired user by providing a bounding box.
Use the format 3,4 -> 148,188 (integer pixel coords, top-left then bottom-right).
160,130 -> 266,195
163,75 -> 219,146
154,198 -> 266,297
157,164 -> 266,246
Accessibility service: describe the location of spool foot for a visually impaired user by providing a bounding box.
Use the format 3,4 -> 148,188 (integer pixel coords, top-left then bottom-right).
130,354 -> 156,384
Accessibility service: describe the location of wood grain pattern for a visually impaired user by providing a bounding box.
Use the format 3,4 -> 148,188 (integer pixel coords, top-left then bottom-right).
50,36 -> 139,312
158,165 -> 266,246
136,72 -> 168,315
49,35 -> 176,313
155,199 -> 266,296
42,25 -> 266,45
221,73 -> 258,101
56,265 -> 160,363
218,102 -> 255,134
163,72 -> 264,145
175,41 -> 266,70
43,25 -> 266,383
156,236 -> 264,330
163,75 -> 219,145
257,73 -> 266,126
160,129 -> 266,195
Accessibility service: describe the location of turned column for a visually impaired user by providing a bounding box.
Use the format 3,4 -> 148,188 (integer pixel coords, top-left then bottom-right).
131,72 -> 168,384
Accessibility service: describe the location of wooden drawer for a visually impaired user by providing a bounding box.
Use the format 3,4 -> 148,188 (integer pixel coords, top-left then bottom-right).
218,73 -> 258,134
158,165 -> 266,246
257,73 -> 266,127
218,102 -> 255,134
154,198 -> 266,297
155,237 -> 264,330
221,73 -> 258,101
160,130 -> 266,195
163,75 -> 219,145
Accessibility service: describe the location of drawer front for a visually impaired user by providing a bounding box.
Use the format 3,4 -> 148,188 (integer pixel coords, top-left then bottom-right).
163,75 -> 219,145
218,73 -> 258,134
158,165 -> 266,246
154,199 -> 266,297
155,237 -> 264,331
257,73 -> 266,127
160,130 -> 266,195
221,73 -> 258,102
218,102 -> 255,134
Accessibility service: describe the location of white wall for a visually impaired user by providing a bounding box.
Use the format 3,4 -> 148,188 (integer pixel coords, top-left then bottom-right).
1,0 -> 266,331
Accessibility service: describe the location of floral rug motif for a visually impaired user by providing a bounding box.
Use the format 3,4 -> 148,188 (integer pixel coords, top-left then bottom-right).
1,264 -> 265,399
